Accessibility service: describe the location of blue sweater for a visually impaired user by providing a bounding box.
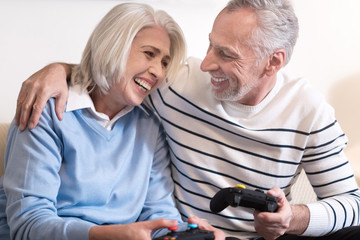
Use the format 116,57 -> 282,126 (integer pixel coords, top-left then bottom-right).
0,98 -> 182,239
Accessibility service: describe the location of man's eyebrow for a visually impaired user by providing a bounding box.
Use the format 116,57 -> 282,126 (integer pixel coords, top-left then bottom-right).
208,35 -> 239,58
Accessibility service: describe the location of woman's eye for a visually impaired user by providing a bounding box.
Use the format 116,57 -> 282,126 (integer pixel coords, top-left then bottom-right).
162,61 -> 169,69
145,51 -> 154,57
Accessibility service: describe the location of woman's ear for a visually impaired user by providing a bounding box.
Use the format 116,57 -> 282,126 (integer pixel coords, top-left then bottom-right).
265,49 -> 286,76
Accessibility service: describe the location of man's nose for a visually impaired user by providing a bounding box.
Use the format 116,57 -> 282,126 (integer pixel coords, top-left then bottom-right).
200,49 -> 218,72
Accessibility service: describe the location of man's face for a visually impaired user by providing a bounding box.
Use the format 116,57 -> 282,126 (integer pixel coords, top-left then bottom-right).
200,8 -> 268,105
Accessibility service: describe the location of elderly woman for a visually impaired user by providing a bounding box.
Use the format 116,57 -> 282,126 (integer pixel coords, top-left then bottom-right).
0,3 -> 222,240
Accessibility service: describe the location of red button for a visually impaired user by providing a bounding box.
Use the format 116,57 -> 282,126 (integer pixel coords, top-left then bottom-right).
168,226 -> 178,231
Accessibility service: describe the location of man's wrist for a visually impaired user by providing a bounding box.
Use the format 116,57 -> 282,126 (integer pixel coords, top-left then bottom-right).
286,204 -> 310,235
49,62 -> 73,80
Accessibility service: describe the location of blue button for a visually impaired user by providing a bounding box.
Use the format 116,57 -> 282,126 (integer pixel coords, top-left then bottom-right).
188,223 -> 198,229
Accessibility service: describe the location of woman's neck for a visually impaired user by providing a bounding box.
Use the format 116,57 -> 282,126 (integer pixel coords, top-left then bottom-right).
89,87 -> 125,120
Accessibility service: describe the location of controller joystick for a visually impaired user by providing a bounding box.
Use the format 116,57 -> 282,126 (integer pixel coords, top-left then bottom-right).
153,223 -> 215,240
210,184 -> 278,213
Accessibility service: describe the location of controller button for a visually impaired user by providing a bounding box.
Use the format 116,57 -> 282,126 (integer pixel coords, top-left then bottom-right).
188,223 -> 198,229
235,184 -> 246,189
168,226 -> 178,231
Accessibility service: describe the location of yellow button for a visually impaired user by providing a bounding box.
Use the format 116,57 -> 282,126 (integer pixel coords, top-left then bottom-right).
235,184 -> 246,189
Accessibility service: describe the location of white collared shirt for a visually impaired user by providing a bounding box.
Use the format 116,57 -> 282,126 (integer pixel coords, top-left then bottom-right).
66,85 -> 134,131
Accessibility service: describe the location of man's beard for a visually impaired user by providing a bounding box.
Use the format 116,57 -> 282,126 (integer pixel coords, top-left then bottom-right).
212,80 -> 255,103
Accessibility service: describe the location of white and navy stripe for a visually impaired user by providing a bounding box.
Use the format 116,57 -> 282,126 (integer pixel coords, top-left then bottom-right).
147,57 -> 360,238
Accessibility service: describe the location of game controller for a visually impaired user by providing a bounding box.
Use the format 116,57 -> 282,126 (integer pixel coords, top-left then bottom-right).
153,223 -> 215,240
210,184 -> 278,213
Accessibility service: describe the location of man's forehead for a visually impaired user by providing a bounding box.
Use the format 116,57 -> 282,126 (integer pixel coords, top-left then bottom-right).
214,7 -> 258,33
208,33 -> 237,52
210,8 -> 257,46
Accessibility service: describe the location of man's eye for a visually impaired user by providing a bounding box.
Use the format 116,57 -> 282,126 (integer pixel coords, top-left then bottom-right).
219,50 -> 230,58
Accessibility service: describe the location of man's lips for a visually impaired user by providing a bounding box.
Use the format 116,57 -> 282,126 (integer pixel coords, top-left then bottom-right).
211,76 -> 228,87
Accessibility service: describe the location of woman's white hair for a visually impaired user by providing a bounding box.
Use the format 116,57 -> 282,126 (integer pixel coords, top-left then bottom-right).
71,2 -> 186,94
225,0 -> 299,66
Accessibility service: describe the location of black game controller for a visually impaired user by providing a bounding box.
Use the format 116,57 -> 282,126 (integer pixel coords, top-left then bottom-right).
153,223 -> 215,240
210,184 -> 278,213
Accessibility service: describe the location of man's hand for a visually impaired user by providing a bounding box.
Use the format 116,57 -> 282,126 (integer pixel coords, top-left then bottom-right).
15,63 -> 71,130
253,187 -> 310,240
89,218 -> 178,240
188,215 -> 225,240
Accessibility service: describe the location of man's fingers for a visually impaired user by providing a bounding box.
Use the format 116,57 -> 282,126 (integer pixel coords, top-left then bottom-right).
54,91 -> 69,121
15,86 -> 29,127
267,186 -> 282,198
17,91 -> 37,131
16,74 -> 44,130
15,63 -> 69,130
28,95 -> 48,130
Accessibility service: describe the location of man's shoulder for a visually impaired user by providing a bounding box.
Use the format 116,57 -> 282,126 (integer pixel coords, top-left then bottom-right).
164,57 -> 210,92
277,70 -> 333,116
185,56 -> 209,79
186,56 -> 202,67
278,71 -> 323,100
169,57 -> 208,82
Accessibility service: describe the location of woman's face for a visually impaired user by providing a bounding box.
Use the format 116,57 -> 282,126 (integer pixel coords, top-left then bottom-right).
109,26 -> 171,110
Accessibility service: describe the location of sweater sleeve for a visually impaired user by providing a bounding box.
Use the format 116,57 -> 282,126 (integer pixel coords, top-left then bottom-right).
301,100 -> 360,236
3,100 -> 94,240
137,123 -> 183,237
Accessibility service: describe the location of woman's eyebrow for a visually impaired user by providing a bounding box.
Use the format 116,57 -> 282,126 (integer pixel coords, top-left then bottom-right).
142,45 -> 171,60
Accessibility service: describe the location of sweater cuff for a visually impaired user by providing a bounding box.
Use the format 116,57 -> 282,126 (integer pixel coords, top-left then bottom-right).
65,217 -> 95,240
302,202 -> 332,236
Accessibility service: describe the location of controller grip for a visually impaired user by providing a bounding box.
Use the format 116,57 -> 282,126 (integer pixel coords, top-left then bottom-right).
210,188 -> 232,213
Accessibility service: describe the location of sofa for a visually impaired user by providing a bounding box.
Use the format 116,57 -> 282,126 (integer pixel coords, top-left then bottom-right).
0,122 -> 359,203
0,123 -> 8,177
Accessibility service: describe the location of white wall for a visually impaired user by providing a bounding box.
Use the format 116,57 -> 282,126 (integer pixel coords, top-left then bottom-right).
1,0 -> 359,149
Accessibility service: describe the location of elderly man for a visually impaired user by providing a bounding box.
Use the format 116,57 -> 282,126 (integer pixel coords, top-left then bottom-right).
12,0 -> 360,239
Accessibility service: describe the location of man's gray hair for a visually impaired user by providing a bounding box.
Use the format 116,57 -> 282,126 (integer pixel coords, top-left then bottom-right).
226,0 -> 299,65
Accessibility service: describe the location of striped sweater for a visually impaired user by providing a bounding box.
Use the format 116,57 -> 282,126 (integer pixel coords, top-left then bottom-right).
148,57 -> 360,238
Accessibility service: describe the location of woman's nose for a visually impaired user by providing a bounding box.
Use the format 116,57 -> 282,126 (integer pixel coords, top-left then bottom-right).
149,61 -> 165,81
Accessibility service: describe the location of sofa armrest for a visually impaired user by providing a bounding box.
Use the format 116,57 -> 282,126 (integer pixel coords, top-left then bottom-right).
346,144 -> 360,188
290,169 -> 317,204
0,123 -> 10,177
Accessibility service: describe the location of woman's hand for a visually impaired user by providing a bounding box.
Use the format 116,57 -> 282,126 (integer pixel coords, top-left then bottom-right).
15,63 -> 71,130
188,216 -> 226,240
89,218 -> 178,240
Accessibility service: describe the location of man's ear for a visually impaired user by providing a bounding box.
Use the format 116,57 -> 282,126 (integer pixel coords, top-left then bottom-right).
265,49 -> 286,76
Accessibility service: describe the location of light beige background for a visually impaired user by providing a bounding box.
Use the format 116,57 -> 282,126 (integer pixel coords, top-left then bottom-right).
0,0 -> 359,151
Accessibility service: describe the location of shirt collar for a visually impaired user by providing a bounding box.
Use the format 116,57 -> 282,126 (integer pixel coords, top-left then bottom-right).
66,84 -> 94,113
66,84 -> 151,126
